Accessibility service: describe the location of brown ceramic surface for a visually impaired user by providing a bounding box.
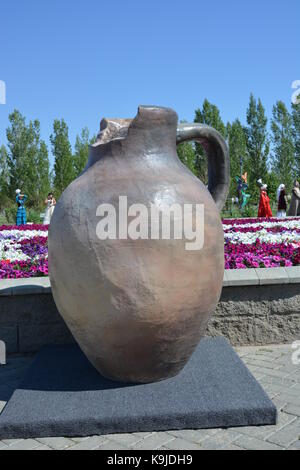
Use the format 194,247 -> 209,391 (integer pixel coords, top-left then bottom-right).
48,106 -> 229,383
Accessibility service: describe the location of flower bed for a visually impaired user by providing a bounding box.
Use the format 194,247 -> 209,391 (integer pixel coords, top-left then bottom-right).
0,225 -> 49,279
0,218 -> 300,278
224,217 -> 300,269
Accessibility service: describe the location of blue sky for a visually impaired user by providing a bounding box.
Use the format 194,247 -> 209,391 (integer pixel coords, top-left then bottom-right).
0,0 -> 299,164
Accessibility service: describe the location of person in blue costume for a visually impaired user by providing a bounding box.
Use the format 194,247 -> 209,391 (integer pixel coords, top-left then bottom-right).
235,173 -> 250,209
15,189 -> 28,226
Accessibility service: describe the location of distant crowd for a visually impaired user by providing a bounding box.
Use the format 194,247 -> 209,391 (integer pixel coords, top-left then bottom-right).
257,180 -> 300,219
13,180 -> 300,228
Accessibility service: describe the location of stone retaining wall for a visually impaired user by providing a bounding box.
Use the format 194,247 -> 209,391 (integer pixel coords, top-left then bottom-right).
0,268 -> 299,353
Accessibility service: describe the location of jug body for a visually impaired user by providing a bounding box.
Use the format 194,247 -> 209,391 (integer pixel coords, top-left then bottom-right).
48,106 -> 229,383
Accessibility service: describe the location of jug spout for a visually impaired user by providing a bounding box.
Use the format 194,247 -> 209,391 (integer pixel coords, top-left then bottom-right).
86,105 -> 179,171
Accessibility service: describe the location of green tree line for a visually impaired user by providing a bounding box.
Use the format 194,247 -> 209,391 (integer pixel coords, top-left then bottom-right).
0,111 -> 96,216
177,95 -> 300,203
0,95 -> 300,218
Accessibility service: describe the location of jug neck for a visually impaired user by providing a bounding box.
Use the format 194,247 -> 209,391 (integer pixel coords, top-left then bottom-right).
86,106 -> 179,170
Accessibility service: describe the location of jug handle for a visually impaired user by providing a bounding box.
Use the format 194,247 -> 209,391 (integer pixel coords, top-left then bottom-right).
176,123 -> 230,211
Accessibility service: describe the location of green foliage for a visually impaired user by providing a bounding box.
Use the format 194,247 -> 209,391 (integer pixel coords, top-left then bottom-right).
240,204 -> 259,218
0,145 -> 10,209
221,201 -> 258,219
245,94 -> 269,198
73,128 -> 96,177
27,208 -> 43,224
264,171 -> 280,203
6,110 -> 28,195
194,99 -> 226,184
176,142 -> 196,175
5,110 -> 50,208
51,119 -> 74,196
0,212 -> 8,225
271,101 -> 295,191
227,119 -> 248,197
4,206 -> 17,224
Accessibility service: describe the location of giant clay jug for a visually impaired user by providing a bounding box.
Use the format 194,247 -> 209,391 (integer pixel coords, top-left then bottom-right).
48,106 -> 229,383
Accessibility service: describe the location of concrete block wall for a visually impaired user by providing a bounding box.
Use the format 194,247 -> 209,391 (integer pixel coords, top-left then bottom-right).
0,268 -> 300,353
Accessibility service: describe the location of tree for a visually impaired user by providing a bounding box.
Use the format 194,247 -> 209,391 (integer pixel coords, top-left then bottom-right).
23,120 -> 50,207
227,119 -> 248,197
271,101 -> 295,191
194,99 -> 227,184
35,140 -> 51,206
6,110 -> 50,206
73,127 -> 96,177
245,94 -> 269,197
6,110 -> 29,196
51,119 -> 74,196
177,142 -> 196,175
0,145 -> 10,208
292,100 -> 300,176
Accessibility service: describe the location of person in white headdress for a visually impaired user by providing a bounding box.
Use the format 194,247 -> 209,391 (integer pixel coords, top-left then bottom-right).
15,189 -> 28,226
43,192 -> 56,225
276,184 -> 287,218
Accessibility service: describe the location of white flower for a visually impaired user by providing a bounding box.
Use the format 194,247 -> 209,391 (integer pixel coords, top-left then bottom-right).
223,218 -> 300,245
0,229 -> 48,262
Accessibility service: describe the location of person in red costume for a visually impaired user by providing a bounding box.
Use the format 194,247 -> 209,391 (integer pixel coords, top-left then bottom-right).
258,184 -> 273,218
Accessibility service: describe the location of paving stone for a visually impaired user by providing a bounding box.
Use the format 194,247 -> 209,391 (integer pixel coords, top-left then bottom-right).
266,419 -> 300,447
104,433 -> 143,447
232,411 -> 296,440
243,359 -> 281,370
164,437 -> 202,450
287,370 -> 300,383
1,438 -> 23,446
0,441 -> 7,449
272,398 -> 288,412
37,436 -> 75,450
96,440 -> 128,450
222,444 -> 245,450
132,432 -> 153,439
289,440 -> 300,450
167,429 -> 212,443
283,404 -> 300,417
256,367 -> 294,380
263,383 -> 296,396
133,432 -> 175,450
67,436 -> 107,450
290,383 -> 300,392
199,430 -> 242,450
278,393 -> 300,406
70,437 -> 89,442
33,445 -> 53,450
258,375 -> 296,387
2,438 -> 40,450
234,435 -> 283,450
